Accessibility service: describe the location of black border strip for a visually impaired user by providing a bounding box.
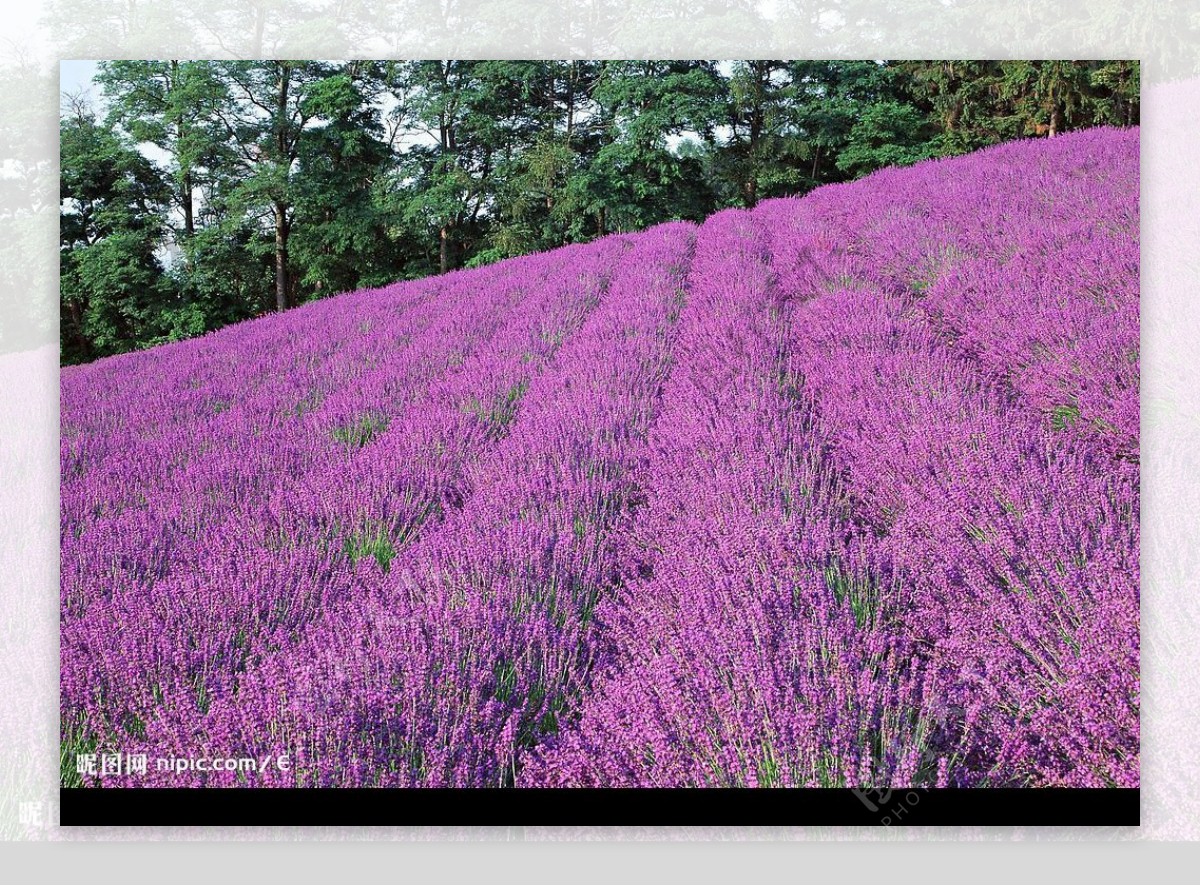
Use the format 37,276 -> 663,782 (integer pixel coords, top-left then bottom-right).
60,787 -> 1139,827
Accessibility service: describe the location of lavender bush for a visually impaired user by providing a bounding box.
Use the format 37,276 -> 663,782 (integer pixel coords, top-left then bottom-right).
61,128 -> 1139,789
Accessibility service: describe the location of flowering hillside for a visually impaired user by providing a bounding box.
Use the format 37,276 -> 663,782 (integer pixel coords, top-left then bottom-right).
61,127 -> 1139,789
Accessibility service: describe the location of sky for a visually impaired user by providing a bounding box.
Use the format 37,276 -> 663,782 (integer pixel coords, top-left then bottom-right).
59,59 -> 100,108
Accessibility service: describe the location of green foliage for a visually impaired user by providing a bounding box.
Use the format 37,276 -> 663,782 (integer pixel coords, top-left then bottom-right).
341,522 -> 398,572
59,105 -> 174,364
463,246 -> 509,269
332,411 -> 390,448
97,60 -> 228,239
177,220 -> 276,324
60,722 -> 98,788
1051,403 -> 1082,431
291,66 -> 402,297
822,560 -> 882,631
576,61 -> 724,226
834,101 -> 939,178
714,60 -> 804,206
462,379 -> 530,435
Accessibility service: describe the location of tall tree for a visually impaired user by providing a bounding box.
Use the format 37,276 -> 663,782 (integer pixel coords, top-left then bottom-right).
999,60 -> 1110,138
96,61 -> 226,243
1088,61 -> 1140,127
486,60 -> 606,256
209,60 -> 329,310
584,60 -> 722,231
60,99 -> 173,363
784,61 -> 930,186
720,60 -> 801,207
290,62 -> 399,295
896,61 -> 1015,154
383,61 -> 503,273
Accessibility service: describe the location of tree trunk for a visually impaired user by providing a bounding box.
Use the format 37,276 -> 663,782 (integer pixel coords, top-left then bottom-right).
67,301 -> 91,361
275,204 -> 289,311
1049,105 -> 1061,138
182,171 -> 194,239
171,61 -> 194,241
744,63 -> 765,208
274,64 -> 292,311
439,225 -> 451,274
565,61 -> 575,144
742,176 -> 758,208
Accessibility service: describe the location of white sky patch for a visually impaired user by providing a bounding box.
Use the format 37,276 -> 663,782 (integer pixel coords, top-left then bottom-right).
60,60 -> 101,109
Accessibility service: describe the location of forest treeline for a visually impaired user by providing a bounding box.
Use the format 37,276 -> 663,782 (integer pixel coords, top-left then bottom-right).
60,59 -> 1139,365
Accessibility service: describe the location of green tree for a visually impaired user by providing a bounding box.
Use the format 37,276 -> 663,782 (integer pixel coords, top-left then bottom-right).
59,98 -> 173,363
786,61 -> 932,185
998,60 -> 1092,138
582,60 -> 722,231
715,60 -> 804,207
896,61 -> 1014,154
899,60 -> 1139,151
290,63 -> 399,295
208,60 -> 331,311
1088,61 -> 1140,127
95,60 -> 255,339
96,61 -> 226,242
833,100 -> 938,178
482,61 -> 607,257
382,61 -> 504,273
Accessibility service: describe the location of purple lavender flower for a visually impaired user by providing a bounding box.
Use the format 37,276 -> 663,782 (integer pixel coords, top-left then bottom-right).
62,128 -> 1139,790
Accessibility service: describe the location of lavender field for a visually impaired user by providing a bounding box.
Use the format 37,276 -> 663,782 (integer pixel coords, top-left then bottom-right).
61,127 -> 1139,790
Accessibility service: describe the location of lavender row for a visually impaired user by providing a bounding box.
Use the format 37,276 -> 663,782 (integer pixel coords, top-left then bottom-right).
61,259 -> 526,610
773,130 -> 1140,785
61,238 -> 626,767
523,208 -> 935,788
61,253 -> 553,553
102,222 -> 694,786
785,278 -> 1138,787
776,128 -> 1139,460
